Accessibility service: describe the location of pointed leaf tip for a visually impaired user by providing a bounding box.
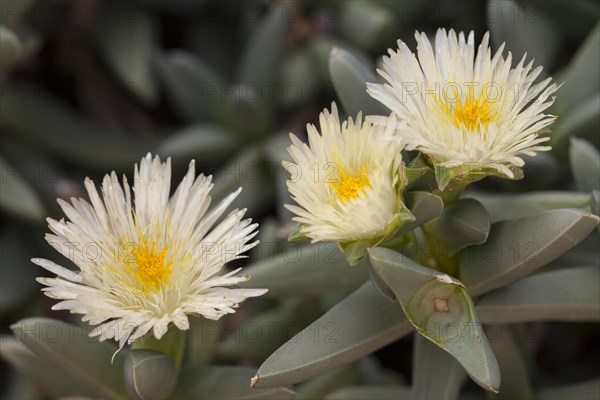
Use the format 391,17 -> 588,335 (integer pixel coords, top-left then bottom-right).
461,208 -> 600,296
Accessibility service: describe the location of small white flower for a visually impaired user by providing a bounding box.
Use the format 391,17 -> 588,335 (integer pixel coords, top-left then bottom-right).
283,103 -> 411,247
33,154 -> 266,349
367,28 -> 559,181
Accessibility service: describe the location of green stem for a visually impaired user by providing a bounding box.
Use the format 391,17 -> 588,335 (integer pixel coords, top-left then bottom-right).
420,220 -> 461,276
132,328 -> 187,371
431,181 -> 467,205
406,230 -> 427,266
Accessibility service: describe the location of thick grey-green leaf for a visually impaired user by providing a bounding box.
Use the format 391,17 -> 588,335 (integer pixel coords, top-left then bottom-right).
0,25 -> 22,68
264,132 -> 294,221
156,124 -> 239,163
464,191 -> 591,223
280,46 -> 318,107
1,139 -> 81,218
550,230 -> 600,268
488,0 -> 560,69
553,22 -> 600,113
570,138 -> 600,192
186,317 -> 220,367
537,379 -> 600,400
423,198 -> 490,256
240,242 -> 368,297
460,208 -> 600,296
326,385 -> 413,400
593,190 -> 600,219
487,326 -> 534,400
0,229 -> 39,314
552,93 -> 600,151
210,146 -> 275,218
405,153 -> 431,186
124,349 -> 176,400
0,27 -> 41,71
3,364 -> 36,400
498,152 -> 562,191
368,259 -> 396,301
236,1 -> 290,85
172,366 -> 296,400
154,50 -> 226,123
395,191 -> 444,236
306,36 -> 372,86
477,266 -> 600,324
339,1 -> 397,53
0,0 -> 36,28
93,1 -> 158,106
0,157 -> 44,221
0,336 -> 98,398
525,1 -> 599,39
10,318 -> 127,398
296,364 -> 358,400
329,47 -> 389,116
412,334 -> 466,400
216,299 -> 323,361
0,86 -> 148,169
253,282 -> 412,388
369,248 -> 500,393
250,217 -> 284,261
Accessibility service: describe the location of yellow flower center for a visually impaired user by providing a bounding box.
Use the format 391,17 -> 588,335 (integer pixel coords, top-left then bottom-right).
451,98 -> 496,130
439,85 -> 497,130
132,239 -> 172,290
330,163 -> 371,202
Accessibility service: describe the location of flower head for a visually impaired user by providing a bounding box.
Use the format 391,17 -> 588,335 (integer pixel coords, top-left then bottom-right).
367,28 -> 559,185
283,103 -> 412,259
33,154 -> 266,349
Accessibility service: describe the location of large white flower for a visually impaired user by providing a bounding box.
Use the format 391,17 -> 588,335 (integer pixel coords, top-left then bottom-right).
283,103 -> 411,249
367,28 -> 559,181
33,154 -> 266,349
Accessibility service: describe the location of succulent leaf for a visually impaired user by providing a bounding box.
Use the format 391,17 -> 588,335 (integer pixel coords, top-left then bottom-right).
423,198 -> 491,258
172,366 -> 296,399
570,138 -> 600,192
0,336 -> 98,398
395,191 -> 444,237
10,318 -> 127,399
477,266 -> 600,324
240,243 -> 369,298
464,191 -> 592,223
124,349 -> 177,400
412,334 -> 467,400
93,1 -> 158,106
329,47 -> 389,116
154,50 -> 226,123
236,2 -> 291,86
460,208 -> 600,296
0,158 -> 44,222
369,247 -> 501,392
253,282 -> 412,388
487,326 -> 535,400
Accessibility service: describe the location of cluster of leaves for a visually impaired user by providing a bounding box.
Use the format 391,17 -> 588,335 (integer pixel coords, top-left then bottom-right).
1,1 -> 599,399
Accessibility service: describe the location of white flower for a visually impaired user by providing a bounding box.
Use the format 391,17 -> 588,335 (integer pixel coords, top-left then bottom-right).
283,103 -> 411,246
33,154 -> 266,349
367,28 -> 559,180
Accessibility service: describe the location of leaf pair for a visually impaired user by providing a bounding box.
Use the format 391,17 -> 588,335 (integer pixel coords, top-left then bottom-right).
253,206 -> 599,394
